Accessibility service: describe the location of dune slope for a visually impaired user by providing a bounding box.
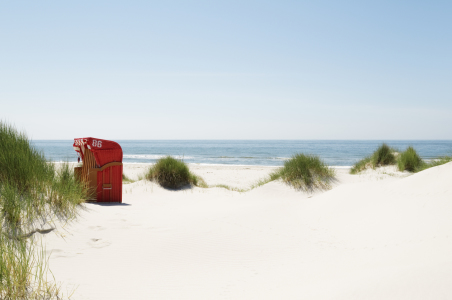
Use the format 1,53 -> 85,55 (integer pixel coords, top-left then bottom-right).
43,163 -> 452,299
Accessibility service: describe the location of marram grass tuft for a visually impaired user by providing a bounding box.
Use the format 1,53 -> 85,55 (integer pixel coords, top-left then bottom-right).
397,146 -> 423,172
146,156 -> 206,189
276,153 -> 335,191
350,143 -> 397,174
372,143 -> 396,167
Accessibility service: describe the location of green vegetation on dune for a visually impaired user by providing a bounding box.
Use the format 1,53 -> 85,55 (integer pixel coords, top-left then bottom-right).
397,146 -> 423,172
274,153 -> 335,191
372,143 -> 397,167
144,154 -> 336,192
210,184 -> 246,192
350,156 -> 373,174
122,173 -> 134,183
203,155 -> 334,192
0,122 -> 85,299
0,123 -> 85,235
146,156 -> 207,189
350,143 -> 397,174
250,171 -> 281,190
351,143 -> 452,174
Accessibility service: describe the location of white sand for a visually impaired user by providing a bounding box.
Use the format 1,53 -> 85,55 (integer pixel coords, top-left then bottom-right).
42,163 -> 452,299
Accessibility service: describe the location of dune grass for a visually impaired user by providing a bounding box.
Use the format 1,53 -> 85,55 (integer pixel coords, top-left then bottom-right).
273,153 -> 335,191
0,232 -> 64,299
351,143 -> 452,174
209,171 -> 280,192
350,156 -> 373,174
372,143 -> 397,167
0,121 -> 85,299
145,155 -> 335,193
249,171 -> 281,190
144,154 -> 335,192
350,143 -> 397,174
397,146 -> 423,172
416,155 -> 452,172
210,184 -> 247,192
145,157 -> 278,192
181,155 -> 333,192
146,156 -> 207,189
122,173 -> 134,183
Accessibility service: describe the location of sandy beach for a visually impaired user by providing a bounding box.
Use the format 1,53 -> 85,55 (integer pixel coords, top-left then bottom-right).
3,1 -> 451,298
42,162 -> 452,299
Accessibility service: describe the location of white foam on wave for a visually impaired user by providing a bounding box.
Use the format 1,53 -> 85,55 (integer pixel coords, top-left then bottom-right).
53,160 -> 351,168
189,163 -> 281,167
123,154 -> 195,160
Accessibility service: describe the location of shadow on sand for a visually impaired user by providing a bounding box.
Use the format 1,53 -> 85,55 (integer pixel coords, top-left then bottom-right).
87,202 -> 132,206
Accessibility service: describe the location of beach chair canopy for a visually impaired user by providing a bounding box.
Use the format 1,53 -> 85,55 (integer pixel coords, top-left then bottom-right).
73,137 -> 123,167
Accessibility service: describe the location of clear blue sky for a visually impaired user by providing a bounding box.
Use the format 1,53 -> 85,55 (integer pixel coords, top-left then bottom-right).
1,1 -> 451,139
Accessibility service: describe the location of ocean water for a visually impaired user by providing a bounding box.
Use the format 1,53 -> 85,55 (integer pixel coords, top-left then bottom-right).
31,140 -> 452,167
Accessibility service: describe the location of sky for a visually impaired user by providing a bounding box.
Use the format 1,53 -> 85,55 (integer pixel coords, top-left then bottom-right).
0,0 -> 451,140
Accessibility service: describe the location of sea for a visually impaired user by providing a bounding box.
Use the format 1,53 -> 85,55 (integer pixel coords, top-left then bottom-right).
31,140 -> 452,167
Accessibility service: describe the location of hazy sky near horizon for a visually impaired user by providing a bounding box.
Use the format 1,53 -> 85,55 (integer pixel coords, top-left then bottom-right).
1,1 -> 451,140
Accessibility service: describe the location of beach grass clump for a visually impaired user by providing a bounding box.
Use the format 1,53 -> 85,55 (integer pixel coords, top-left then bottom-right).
146,156 -> 206,189
0,123 -> 85,234
372,143 -> 396,167
352,143 -> 452,174
276,153 -> 335,191
397,146 -> 423,172
0,121 -> 85,298
350,156 -> 373,174
350,143 -> 397,174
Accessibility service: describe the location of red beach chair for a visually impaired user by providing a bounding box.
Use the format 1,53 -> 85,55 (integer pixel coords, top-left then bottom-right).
73,138 -> 123,203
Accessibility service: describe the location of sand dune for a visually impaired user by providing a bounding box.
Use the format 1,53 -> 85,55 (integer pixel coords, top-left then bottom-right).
42,163 -> 452,299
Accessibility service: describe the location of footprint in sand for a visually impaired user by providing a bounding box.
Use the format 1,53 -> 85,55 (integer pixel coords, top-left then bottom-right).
87,238 -> 111,248
88,225 -> 105,231
46,249 -> 62,256
48,249 -> 77,259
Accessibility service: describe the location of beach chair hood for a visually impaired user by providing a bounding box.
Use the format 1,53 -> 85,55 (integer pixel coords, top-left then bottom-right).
73,137 -> 123,167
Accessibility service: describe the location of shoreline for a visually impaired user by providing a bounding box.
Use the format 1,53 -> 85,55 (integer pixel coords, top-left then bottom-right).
52,161 -> 353,168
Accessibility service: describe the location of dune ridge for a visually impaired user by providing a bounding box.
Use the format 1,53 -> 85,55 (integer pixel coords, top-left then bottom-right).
43,163 -> 452,299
